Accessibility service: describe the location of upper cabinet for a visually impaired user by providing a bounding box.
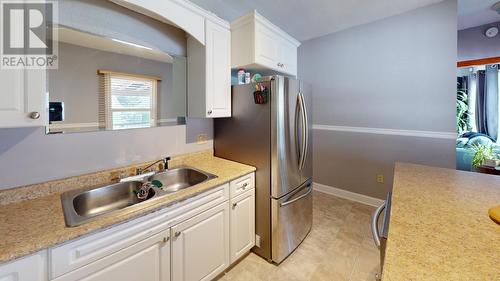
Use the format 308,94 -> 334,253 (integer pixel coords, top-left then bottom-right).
231,10 -> 301,77
0,69 -> 46,128
187,19 -> 232,118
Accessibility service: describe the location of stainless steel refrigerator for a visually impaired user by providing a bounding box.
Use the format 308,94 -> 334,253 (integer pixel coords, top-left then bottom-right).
214,75 -> 312,263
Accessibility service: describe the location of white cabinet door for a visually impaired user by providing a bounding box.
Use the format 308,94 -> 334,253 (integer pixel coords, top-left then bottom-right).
171,203 -> 229,281
278,38 -> 298,77
231,11 -> 300,77
254,23 -> 279,69
0,251 -> 47,281
0,69 -> 45,128
205,20 -> 231,118
187,19 -> 231,118
53,231 -> 170,281
230,189 -> 255,263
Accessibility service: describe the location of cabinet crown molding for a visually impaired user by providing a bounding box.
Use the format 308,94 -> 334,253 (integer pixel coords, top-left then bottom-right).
231,10 -> 300,47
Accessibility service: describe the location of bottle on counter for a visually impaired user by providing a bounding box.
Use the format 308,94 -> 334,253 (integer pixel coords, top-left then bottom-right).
237,69 -> 245,85
245,72 -> 251,84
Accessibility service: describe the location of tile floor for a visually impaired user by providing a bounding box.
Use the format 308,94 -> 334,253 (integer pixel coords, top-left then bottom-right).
217,191 -> 380,281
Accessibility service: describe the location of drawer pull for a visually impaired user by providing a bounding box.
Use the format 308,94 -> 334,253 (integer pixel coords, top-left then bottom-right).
232,202 -> 238,209
174,231 -> 181,238
163,236 -> 170,243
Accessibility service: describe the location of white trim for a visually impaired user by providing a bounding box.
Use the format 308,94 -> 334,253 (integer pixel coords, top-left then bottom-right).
49,122 -> 100,129
230,10 -> 300,47
313,124 -> 457,140
159,118 -> 178,123
313,182 -> 384,207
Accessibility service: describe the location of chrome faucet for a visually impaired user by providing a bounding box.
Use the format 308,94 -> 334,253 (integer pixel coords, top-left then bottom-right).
136,157 -> 170,175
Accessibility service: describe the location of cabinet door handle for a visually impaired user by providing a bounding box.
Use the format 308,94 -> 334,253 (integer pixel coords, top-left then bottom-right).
30,112 -> 40,119
163,236 -> 170,243
232,202 -> 238,209
174,231 -> 181,238
242,183 -> 248,189
207,110 -> 212,115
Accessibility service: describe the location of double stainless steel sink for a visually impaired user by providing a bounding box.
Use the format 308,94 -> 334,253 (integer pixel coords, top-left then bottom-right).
61,167 -> 216,227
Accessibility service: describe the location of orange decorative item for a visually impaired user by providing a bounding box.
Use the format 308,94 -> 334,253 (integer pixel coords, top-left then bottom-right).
488,205 -> 500,224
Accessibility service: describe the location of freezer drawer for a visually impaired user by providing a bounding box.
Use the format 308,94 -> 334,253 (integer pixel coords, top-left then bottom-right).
271,180 -> 313,263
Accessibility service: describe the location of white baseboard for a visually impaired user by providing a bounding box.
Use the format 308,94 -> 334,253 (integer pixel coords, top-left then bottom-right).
313,182 -> 384,207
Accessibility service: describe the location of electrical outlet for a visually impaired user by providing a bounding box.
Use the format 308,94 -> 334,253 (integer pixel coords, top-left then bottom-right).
376,174 -> 384,183
196,134 -> 208,144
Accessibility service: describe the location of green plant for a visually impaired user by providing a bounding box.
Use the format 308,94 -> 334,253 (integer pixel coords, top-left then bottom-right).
456,89 -> 470,134
471,144 -> 497,167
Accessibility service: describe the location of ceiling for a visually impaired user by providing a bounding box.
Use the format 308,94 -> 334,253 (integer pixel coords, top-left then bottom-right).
189,0 -> 445,41
458,0 -> 500,30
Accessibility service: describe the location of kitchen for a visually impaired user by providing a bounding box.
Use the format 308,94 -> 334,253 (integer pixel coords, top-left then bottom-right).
0,0 -> 499,281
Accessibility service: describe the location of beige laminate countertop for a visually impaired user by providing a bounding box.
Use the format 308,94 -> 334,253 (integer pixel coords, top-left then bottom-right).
0,152 -> 255,263
383,163 -> 500,281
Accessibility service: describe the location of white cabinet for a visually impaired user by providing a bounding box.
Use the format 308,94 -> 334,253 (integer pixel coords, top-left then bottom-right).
277,37 -> 298,77
0,175 -> 255,281
0,69 -> 46,128
187,19 -> 231,118
230,189 -> 255,263
52,231 -> 170,281
171,202 -> 230,281
0,251 -> 47,281
231,10 -> 300,77
229,173 -> 255,198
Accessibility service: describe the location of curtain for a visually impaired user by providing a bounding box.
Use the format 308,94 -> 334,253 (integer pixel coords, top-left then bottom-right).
475,64 -> 499,141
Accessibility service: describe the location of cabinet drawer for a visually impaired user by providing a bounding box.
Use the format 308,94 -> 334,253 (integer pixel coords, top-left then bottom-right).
229,173 -> 254,198
50,213 -> 172,279
0,251 -> 47,281
52,231 -> 169,281
50,184 -> 229,279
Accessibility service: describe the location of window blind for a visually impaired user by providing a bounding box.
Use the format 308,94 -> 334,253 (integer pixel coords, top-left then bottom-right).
99,71 -> 158,130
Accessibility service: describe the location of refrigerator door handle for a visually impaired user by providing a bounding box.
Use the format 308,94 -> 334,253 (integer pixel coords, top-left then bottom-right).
280,184 -> 313,207
295,93 -> 303,169
298,91 -> 308,170
371,201 -> 386,249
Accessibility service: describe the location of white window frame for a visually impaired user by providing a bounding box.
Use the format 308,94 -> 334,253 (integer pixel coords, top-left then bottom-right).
99,70 -> 160,130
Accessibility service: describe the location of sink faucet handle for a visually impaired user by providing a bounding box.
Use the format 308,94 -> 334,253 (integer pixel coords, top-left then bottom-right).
162,157 -> 171,170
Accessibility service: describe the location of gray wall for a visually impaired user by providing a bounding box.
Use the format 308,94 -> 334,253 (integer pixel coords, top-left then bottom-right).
0,0 -> 213,190
0,121 -> 213,190
298,0 -> 457,199
49,42 -> 182,124
458,21 -> 500,62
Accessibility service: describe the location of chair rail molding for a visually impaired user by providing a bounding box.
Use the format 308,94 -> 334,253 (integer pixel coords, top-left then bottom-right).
313,124 -> 457,140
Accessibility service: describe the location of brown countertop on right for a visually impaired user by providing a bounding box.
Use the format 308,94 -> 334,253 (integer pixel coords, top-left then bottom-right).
382,163 -> 500,281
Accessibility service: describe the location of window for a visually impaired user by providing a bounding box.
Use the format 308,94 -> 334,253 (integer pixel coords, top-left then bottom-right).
99,70 -> 159,130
